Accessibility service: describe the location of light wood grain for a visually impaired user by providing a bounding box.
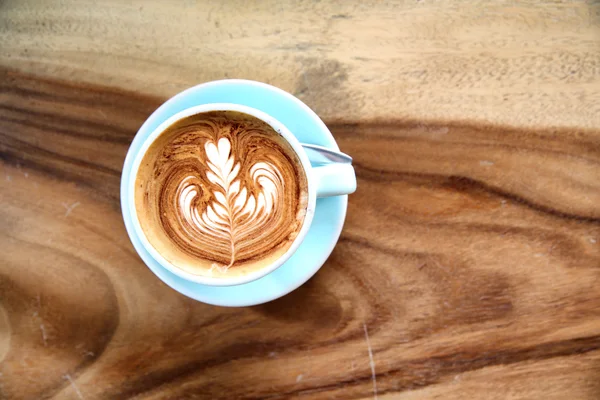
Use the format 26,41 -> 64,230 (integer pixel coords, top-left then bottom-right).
1,0 -> 600,128
1,1 -> 600,399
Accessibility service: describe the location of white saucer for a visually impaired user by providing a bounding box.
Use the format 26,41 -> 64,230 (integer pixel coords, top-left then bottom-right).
120,80 -> 348,306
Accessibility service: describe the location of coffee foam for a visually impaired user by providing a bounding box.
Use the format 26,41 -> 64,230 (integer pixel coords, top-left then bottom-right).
135,111 -> 308,278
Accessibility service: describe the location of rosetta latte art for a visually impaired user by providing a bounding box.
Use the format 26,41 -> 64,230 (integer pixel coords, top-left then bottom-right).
177,138 -> 283,271
135,111 -> 308,277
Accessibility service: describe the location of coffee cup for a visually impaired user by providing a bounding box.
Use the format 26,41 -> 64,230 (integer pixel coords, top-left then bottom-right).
124,103 -> 355,286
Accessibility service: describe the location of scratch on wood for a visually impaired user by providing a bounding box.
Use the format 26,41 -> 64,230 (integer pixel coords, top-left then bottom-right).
96,109 -> 108,120
34,294 -> 48,346
62,201 -> 80,217
363,323 -> 377,400
40,323 -> 48,346
302,68 -> 311,94
64,374 -> 84,399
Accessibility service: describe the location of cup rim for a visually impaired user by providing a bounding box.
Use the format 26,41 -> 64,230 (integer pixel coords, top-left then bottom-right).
127,103 -> 317,286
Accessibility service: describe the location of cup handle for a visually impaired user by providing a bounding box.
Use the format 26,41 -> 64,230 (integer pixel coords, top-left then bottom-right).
311,163 -> 357,198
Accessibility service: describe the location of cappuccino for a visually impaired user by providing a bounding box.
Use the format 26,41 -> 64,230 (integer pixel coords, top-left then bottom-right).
135,111 -> 309,278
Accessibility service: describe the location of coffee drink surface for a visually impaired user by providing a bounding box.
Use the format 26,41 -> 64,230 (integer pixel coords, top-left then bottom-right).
135,111 -> 309,278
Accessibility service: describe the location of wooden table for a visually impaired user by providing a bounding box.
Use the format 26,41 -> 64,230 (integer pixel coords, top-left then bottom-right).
1,1 -> 599,399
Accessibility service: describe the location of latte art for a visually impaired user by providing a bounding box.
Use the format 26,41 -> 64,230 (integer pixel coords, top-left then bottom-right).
135,111 -> 308,278
176,138 -> 284,271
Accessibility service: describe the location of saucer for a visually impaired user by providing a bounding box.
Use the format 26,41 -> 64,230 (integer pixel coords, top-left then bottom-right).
120,80 -> 348,307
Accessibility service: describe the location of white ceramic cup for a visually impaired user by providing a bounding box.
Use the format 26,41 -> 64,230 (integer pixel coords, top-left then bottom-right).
126,103 -> 356,287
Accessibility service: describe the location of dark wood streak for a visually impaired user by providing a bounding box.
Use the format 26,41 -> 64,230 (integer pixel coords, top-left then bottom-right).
0,132 -> 121,177
352,162 -> 600,224
329,121 -> 600,162
262,341 -> 600,400
0,105 -> 135,144
339,234 -> 434,260
342,221 -> 598,274
1,69 -> 159,115
0,132 -> 123,206
368,335 -> 600,396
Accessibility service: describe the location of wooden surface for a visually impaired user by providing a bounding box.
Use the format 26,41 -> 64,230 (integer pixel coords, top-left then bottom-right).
1,1 -> 600,399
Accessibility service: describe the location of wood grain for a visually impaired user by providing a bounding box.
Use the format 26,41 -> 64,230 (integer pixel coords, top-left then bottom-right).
1,0 -> 600,128
1,1 -> 600,399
